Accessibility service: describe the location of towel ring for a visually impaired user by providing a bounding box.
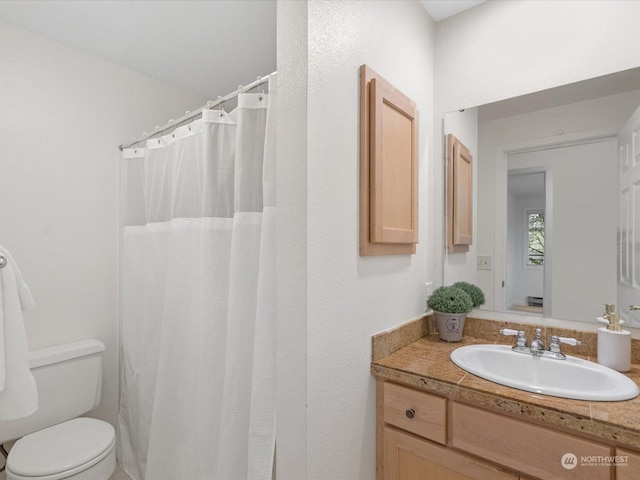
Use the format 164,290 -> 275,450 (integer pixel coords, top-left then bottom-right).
0,255 -> 6,269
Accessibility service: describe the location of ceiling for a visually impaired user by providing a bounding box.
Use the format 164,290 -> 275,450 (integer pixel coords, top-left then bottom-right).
478,66 -> 640,123
0,0 -> 483,101
0,0 -> 276,99
420,0 -> 485,22
508,172 -> 545,198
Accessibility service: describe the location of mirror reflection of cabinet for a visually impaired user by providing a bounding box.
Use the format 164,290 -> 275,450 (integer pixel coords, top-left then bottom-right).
447,134 -> 473,253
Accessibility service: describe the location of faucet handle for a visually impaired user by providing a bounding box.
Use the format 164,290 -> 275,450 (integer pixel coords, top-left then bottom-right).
501,329 -> 527,350
500,328 -> 519,336
556,336 -> 581,347
549,335 -> 581,358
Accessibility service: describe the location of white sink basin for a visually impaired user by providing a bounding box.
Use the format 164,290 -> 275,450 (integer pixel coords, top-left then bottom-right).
450,344 -> 639,401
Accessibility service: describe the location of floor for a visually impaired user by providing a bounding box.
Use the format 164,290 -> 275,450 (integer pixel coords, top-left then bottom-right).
0,464 -> 130,480
110,465 -> 132,480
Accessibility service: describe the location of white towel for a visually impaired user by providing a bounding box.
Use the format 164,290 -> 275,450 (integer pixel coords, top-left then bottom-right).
0,246 -> 37,420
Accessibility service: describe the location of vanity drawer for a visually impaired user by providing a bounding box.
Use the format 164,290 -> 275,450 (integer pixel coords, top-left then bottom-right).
452,402 -> 613,480
382,382 -> 447,445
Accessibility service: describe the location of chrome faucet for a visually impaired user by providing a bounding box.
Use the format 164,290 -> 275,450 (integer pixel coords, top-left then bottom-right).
547,335 -> 581,360
530,328 -> 545,356
500,328 -> 581,360
500,328 -> 528,353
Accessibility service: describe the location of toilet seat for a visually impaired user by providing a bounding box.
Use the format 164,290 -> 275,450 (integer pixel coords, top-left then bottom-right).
7,417 -> 115,480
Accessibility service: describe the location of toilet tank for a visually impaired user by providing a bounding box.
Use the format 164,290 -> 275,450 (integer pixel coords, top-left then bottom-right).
0,339 -> 105,444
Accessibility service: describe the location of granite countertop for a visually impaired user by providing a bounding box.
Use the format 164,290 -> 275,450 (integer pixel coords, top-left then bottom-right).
371,333 -> 640,449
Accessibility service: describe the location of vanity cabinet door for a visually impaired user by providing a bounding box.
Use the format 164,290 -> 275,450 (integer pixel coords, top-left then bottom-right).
615,448 -> 640,480
452,402 -> 613,480
383,426 -> 518,480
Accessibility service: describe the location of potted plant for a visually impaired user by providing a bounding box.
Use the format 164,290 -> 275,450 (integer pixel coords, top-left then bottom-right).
451,281 -> 486,308
426,285 -> 474,342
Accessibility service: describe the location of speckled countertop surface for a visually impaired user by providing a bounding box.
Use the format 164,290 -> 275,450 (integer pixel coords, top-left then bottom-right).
371,332 -> 640,449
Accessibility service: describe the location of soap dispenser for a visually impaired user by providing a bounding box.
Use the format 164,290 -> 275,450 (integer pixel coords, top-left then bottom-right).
597,304 -> 631,372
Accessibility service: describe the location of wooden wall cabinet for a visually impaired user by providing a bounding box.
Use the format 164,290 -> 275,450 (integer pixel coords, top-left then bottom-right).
360,65 -> 419,256
447,134 -> 473,253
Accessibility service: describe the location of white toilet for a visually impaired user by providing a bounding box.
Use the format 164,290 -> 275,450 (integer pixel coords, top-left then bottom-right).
1,339 -> 116,480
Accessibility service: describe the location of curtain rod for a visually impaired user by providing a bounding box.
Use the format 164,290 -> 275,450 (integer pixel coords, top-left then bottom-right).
119,72 -> 275,151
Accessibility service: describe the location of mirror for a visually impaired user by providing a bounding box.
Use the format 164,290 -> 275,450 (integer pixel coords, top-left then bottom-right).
444,67 -> 640,327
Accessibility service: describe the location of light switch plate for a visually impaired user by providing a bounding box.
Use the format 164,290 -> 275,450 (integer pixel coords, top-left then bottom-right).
477,255 -> 492,271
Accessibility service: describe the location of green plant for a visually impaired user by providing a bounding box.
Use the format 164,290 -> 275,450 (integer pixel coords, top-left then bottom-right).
426,286 -> 473,314
451,281 -> 485,307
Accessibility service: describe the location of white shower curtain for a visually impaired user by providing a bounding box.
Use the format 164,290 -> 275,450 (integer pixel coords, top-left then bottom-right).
117,75 -> 276,480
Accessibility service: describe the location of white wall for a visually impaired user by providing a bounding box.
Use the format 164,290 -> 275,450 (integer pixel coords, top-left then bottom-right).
443,108 -> 478,285
508,141 -> 618,322
434,0 -> 640,289
0,21 -> 205,426
276,1 -> 308,478
506,190 -> 544,308
277,1 -> 435,478
506,190 -> 518,307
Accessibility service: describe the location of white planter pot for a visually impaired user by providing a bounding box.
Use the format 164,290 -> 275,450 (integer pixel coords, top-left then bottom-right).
434,311 -> 467,342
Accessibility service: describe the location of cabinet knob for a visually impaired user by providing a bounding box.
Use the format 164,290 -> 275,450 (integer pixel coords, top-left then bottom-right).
405,408 -> 415,419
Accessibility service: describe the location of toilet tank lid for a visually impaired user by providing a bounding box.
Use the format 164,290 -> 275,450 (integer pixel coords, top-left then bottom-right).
7,418 -> 115,477
29,339 -> 105,369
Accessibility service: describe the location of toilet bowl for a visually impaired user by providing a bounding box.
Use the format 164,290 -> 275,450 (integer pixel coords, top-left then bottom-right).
0,340 -> 116,480
6,418 -> 116,480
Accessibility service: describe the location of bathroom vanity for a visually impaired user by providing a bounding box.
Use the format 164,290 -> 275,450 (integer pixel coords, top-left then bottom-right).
371,317 -> 640,480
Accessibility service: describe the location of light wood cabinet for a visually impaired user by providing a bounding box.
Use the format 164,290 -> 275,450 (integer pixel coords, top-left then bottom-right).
383,382 -> 446,444
359,64 -> 418,256
452,402 -> 612,480
446,134 -> 473,253
377,379 -> 639,480
384,426 -> 517,480
615,448 -> 640,480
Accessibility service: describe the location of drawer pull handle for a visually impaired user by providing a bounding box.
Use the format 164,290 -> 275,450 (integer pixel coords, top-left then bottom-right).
405,408 -> 415,419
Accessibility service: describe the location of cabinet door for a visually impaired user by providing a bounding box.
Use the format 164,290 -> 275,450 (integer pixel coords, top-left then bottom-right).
384,426 -> 517,480
616,448 -> 640,480
447,134 -> 473,252
452,402 -> 613,480
359,64 -> 417,256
